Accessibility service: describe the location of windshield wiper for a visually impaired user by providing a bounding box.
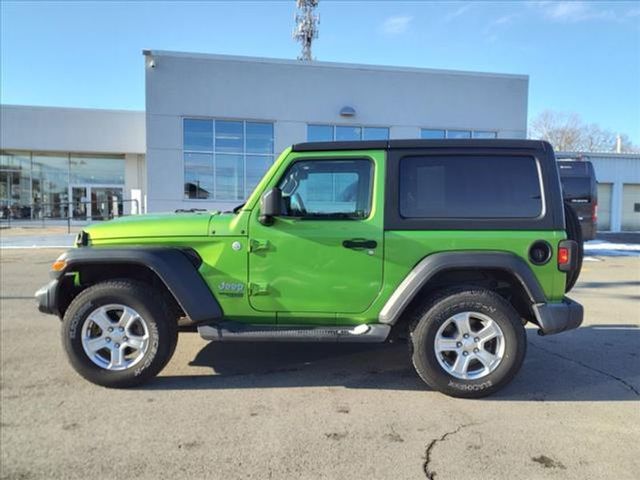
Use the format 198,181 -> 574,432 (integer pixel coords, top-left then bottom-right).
232,203 -> 245,214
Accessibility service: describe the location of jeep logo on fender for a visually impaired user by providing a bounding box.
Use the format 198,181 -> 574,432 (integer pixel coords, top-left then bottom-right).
217,282 -> 245,295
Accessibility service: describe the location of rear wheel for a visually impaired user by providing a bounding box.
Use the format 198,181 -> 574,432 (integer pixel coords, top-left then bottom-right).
411,288 -> 526,398
62,280 -> 178,388
564,202 -> 584,292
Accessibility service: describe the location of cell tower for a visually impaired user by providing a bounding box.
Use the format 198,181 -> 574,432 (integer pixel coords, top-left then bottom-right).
293,0 -> 319,61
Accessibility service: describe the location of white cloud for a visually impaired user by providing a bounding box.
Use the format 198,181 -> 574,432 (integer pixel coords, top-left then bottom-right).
381,15 -> 413,35
537,1 -> 617,23
445,4 -> 472,22
545,1 -> 587,20
626,8 -> 640,18
483,12 -> 520,41
494,13 -> 519,26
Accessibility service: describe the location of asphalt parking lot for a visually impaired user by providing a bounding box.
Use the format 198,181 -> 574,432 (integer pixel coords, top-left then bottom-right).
1,249 -> 639,479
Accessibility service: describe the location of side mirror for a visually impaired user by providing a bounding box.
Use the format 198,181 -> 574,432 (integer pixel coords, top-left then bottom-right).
259,187 -> 283,226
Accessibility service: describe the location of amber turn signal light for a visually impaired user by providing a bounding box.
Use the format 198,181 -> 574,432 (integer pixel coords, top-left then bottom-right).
51,260 -> 67,272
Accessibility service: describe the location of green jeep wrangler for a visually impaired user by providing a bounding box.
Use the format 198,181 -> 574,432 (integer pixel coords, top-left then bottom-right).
36,139 -> 584,398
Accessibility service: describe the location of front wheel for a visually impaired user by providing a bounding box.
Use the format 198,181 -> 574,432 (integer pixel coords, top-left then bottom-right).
411,288 -> 526,398
61,280 -> 178,388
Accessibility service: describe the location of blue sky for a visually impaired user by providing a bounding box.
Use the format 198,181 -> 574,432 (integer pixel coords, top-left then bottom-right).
2,1 -> 639,141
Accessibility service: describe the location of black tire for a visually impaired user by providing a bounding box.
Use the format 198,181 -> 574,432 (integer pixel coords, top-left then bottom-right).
564,202 -> 584,292
410,288 -> 526,398
61,279 -> 178,388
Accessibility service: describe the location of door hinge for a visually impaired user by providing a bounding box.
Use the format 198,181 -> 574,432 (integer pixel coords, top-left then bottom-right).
249,239 -> 270,253
249,283 -> 269,296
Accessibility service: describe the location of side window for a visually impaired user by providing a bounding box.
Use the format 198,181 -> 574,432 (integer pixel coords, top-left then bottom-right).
277,159 -> 373,219
399,155 -> 543,218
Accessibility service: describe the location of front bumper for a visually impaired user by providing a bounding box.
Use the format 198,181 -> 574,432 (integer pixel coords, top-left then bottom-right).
35,279 -> 59,316
533,297 -> 583,335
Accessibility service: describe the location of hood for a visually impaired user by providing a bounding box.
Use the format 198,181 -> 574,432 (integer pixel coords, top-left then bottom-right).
85,212 -> 215,240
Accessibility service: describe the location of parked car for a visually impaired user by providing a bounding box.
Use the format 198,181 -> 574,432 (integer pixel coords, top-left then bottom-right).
36,139 -> 584,398
558,158 -> 598,240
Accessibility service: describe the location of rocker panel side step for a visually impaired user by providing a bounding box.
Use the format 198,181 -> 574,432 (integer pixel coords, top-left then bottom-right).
198,322 -> 391,343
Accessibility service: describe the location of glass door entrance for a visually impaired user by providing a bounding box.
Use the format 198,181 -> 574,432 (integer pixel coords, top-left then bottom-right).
70,186 -> 88,220
69,185 -> 124,221
91,186 -> 124,220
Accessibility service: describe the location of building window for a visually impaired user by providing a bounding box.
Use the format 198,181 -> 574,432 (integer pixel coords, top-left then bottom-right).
473,131 -> 498,139
183,118 -> 274,201
0,152 -> 31,219
70,154 -> 125,185
421,129 -> 446,139
421,128 -> 498,139
1,151 -> 125,220
307,125 -> 333,142
447,130 -> 472,139
336,126 -> 362,141
363,127 -> 389,140
307,124 -> 389,142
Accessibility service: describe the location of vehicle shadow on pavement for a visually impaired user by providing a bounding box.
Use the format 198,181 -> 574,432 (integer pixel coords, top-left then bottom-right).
145,324 -> 640,401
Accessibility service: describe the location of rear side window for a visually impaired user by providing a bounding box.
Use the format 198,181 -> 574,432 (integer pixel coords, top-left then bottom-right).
399,155 -> 543,218
560,177 -> 592,200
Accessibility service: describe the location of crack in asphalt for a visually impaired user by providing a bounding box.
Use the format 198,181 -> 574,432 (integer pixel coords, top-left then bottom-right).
423,423 -> 474,480
530,342 -> 640,397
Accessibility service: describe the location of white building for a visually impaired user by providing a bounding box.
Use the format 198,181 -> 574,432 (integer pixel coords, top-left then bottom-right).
1,51 -> 638,232
143,51 -> 529,212
1,105 -> 145,220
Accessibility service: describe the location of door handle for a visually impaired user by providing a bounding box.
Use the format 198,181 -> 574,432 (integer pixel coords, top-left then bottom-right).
342,238 -> 377,249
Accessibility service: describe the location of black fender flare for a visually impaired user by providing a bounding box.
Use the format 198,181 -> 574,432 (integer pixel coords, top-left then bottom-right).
378,251 -> 546,325
53,247 -> 223,323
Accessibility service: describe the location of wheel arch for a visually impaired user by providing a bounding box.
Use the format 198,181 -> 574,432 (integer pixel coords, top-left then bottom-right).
52,248 -> 223,324
380,251 -> 546,329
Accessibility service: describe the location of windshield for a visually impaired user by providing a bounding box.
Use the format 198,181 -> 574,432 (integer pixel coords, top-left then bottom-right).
276,159 -> 373,219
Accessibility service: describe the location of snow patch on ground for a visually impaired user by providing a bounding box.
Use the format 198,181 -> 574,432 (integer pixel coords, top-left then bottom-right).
0,234 -> 75,249
584,240 -> 640,257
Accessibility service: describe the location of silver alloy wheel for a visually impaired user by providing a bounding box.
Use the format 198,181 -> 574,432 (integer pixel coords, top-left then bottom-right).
434,311 -> 505,380
81,304 -> 150,371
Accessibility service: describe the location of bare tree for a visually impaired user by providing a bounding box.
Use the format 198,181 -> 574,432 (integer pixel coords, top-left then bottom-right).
617,134 -> 638,153
581,123 -> 615,152
529,110 -> 639,153
530,110 -> 582,151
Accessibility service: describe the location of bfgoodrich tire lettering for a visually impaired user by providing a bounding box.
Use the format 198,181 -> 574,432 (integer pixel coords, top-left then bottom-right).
62,280 -> 178,388
411,288 -> 526,398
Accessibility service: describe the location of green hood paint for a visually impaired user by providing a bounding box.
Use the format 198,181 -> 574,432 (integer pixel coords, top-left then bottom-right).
85,212 -> 215,240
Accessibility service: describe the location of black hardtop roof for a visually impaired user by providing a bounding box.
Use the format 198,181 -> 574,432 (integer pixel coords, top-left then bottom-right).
291,138 -> 551,152
557,159 -> 595,176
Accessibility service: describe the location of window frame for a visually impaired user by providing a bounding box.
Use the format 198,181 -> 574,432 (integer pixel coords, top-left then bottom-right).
182,117 -> 275,201
384,147 -> 563,231
275,157 -> 375,221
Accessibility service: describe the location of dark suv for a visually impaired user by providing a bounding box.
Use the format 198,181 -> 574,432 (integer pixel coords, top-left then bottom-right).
558,158 -> 598,240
